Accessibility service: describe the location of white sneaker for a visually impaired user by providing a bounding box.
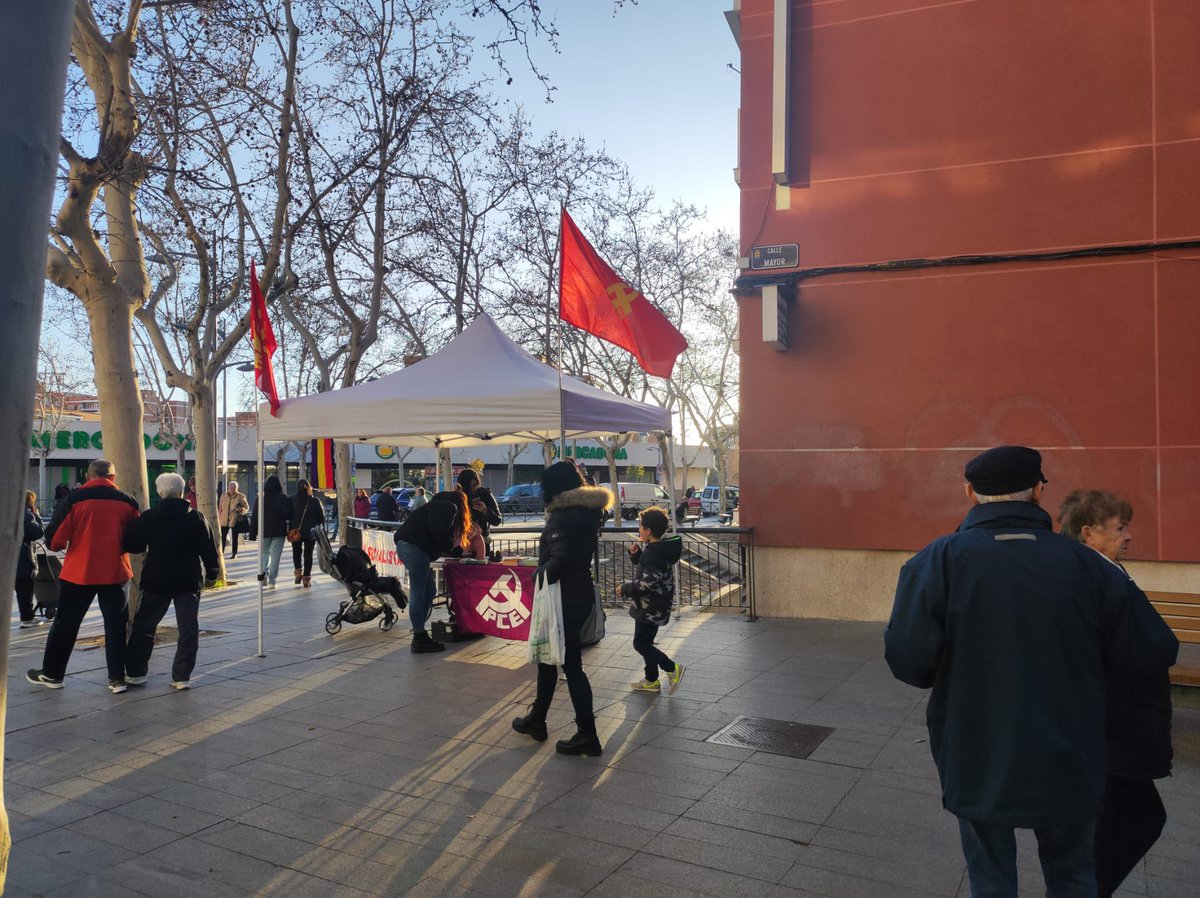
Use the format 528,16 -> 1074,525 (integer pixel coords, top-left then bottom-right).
125,675 -> 148,686
171,680 -> 191,690
269,583 -> 277,590
19,620 -> 40,629
108,680 -> 128,694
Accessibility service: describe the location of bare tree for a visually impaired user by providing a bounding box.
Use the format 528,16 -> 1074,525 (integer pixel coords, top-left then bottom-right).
46,2 -> 156,513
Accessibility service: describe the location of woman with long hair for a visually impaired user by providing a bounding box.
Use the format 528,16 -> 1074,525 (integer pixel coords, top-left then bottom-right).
16,490 -> 45,627
512,462 -> 612,756
392,486 -> 471,653
353,488 -> 371,519
249,475 -> 291,589
290,479 -> 325,587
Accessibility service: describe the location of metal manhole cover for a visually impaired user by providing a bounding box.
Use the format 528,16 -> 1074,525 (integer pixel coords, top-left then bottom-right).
707,715 -> 834,759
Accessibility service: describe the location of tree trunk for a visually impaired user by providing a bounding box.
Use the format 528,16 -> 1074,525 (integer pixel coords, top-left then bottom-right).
0,2 -> 75,887
87,291 -> 149,510
189,385 -> 226,581
38,453 -> 48,510
606,448 -> 620,524
334,441 -> 353,541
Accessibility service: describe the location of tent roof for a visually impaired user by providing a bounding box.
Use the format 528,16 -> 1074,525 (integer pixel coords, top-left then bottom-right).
257,314 -> 671,448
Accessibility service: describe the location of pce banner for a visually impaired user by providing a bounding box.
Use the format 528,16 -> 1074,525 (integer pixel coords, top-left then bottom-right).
443,564 -> 535,641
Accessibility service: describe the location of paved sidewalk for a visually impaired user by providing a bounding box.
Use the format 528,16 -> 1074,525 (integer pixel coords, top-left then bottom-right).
5,554 -> 1200,897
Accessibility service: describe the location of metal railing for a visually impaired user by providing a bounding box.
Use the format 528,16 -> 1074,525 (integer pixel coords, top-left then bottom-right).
350,517 -> 756,620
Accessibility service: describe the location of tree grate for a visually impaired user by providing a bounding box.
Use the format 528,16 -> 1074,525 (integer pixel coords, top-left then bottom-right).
707,715 -> 834,759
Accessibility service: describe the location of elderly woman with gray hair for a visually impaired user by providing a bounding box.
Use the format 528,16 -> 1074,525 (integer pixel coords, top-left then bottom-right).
122,472 -> 220,690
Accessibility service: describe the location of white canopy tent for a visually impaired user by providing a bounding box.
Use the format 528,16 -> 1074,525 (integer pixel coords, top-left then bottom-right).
250,313 -> 676,655
257,313 -> 670,446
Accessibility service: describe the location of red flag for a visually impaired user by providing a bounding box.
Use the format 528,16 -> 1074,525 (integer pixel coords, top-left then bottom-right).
248,259 -> 281,416
558,209 -> 688,378
311,438 -> 334,489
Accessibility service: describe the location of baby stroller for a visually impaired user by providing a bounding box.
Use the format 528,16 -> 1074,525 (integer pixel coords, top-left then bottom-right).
313,527 -> 407,635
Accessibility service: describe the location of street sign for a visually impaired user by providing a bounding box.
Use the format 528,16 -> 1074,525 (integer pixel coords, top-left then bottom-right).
750,243 -> 799,270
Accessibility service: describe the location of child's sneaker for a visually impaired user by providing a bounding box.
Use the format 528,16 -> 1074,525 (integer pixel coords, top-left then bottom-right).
667,663 -> 685,695
631,678 -> 661,692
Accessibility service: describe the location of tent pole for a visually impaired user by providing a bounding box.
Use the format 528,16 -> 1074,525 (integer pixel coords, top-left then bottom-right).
257,436 -> 265,657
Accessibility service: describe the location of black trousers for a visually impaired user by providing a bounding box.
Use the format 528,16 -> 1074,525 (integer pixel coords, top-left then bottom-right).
41,580 -> 127,681
126,590 -> 201,683
15,576 -> 35,622
220,526 -> 240,557
632,619 -> 676,682
533,597 -> 594,733
292,537 -> 315,576
1095,773 -> 1166,897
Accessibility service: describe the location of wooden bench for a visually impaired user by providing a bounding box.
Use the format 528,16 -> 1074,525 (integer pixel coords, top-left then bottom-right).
1145,591 -> 1200,687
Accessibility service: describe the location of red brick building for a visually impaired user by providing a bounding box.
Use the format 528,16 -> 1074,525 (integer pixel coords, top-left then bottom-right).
729,0 -> 1200,618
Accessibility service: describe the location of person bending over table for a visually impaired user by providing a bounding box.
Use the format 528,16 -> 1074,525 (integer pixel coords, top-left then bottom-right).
393,488 -> 470,653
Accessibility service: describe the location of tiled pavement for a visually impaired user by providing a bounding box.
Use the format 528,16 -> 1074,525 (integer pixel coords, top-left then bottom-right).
5,553 -> 1200,897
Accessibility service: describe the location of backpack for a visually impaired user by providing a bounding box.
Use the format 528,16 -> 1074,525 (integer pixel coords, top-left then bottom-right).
334,545 -> 378,586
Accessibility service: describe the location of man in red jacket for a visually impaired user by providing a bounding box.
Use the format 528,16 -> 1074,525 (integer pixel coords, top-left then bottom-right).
28,458 -> 140,693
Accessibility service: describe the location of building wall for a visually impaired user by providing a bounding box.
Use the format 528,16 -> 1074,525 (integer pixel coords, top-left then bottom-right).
735,0 -> 1200,616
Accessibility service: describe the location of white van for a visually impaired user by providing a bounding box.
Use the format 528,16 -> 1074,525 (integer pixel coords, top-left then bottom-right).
700,484 -> 739,516
599,482 -> 673,520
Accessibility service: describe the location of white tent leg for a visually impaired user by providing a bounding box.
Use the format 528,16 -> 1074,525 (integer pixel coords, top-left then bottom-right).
257,438 -> 265,657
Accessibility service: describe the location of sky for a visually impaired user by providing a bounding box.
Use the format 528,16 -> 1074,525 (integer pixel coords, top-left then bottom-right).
500,0 -> 741,234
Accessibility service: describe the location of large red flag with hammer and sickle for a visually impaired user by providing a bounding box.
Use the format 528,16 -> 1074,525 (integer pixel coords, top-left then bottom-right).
248,259 -> 281,417
558,208 -> 688,378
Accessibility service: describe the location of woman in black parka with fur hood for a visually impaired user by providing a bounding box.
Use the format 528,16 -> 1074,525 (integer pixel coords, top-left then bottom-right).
513,462 -> 613,756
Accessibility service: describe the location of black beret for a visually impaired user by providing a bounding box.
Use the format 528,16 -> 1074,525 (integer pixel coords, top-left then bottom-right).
964,445 -> 1047,496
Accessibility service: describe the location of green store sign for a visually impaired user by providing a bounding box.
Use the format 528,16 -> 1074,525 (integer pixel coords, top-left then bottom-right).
32,430 -> 196,452
554,445 -> 627,461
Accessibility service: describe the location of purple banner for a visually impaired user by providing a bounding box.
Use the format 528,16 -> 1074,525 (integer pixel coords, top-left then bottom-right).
444,563 -> 536,641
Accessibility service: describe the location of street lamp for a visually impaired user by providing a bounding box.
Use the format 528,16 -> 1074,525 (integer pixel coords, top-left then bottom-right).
214,356 -> 255,482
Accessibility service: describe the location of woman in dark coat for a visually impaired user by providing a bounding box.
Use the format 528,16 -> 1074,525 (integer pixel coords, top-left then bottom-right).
512,462 -> 612,756
290,479 -> 325,587
16,491 -> 45,627
392,489 -> 470,653
249,475 -> 292,589
1058,490 -> 1177,898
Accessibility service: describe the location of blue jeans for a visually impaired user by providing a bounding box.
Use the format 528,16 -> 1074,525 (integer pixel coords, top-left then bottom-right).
957,817 -> 1098,898
262,536 -> 286,586
394,540 -> 435,633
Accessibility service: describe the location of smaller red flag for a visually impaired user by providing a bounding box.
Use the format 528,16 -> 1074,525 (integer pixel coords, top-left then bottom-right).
558,209 -> 688,378
248,259 -> 281,417
311,439 -> 334,489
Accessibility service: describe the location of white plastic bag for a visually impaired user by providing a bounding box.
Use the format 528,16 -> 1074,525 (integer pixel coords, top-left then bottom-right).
527,573 -> 565,665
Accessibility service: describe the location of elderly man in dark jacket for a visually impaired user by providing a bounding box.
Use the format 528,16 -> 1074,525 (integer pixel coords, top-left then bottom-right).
123,472 -> 220,690
375,486 -> 400,523
512,462 -> 612,756
885,446 -> 1177,897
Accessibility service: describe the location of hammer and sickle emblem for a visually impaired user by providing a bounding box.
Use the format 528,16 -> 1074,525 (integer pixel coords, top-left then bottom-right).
606,282 -> 639,318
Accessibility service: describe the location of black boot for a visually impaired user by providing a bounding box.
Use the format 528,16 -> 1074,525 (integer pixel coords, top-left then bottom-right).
511,705 -> 548,742
555,719 -> 602,756
411,630 -> 445,654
